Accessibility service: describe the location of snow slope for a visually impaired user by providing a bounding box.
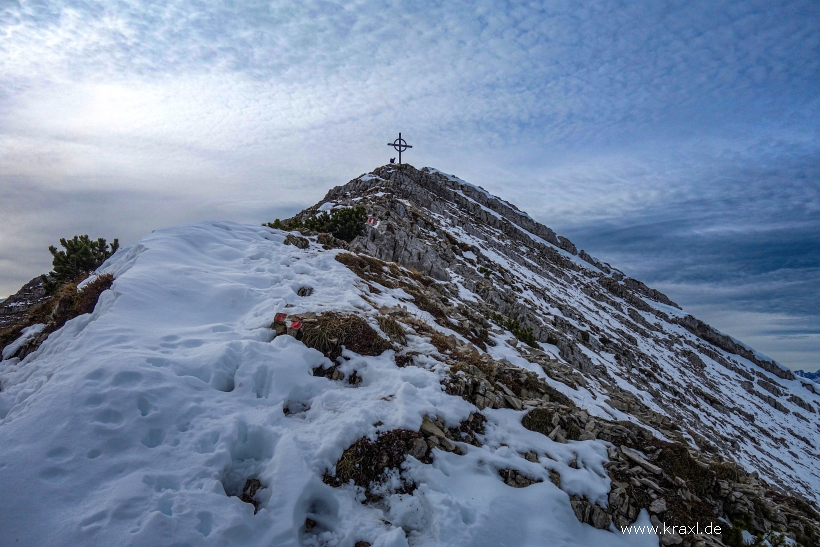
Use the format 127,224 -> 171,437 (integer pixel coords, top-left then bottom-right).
0,222 -> 657,547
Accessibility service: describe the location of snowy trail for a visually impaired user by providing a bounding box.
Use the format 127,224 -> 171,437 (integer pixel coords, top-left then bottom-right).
0,222 -> 656,547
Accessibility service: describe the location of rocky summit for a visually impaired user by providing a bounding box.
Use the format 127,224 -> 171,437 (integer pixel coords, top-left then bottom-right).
0,164 -> 818,547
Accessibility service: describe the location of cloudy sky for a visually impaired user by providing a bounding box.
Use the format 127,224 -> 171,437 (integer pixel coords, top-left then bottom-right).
1,0 -> 818,370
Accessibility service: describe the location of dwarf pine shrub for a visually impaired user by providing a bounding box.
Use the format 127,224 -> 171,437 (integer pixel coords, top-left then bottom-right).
42,235 -> 119,293
487,312 -> 538,348
267,206 -> 367,242
265,218 -> 303,231
303,206 -> 367,241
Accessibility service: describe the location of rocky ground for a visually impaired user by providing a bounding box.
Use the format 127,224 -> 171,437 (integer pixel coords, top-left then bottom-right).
0,276 -> 50,330
276,164 -> 820,546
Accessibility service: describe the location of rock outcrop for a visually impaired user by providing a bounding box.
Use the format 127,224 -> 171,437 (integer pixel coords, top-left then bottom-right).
0,276 -> 50,330
277,164 -> 820,545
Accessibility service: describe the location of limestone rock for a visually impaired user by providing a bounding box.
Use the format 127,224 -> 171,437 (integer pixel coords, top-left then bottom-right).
284,234 -> 310,249
648,498 -> 667,513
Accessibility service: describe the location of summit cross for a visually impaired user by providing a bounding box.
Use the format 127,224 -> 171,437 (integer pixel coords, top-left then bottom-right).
387,133 -> 412,166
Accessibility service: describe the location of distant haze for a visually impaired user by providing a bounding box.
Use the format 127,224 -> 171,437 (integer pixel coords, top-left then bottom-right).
1,0 -> 818,370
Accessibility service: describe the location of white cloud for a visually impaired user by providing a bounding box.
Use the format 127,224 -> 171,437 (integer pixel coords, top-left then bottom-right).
1,0 -> 819,367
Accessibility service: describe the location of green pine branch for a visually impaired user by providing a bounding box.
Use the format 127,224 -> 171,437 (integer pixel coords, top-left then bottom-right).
41,235 -> 119,293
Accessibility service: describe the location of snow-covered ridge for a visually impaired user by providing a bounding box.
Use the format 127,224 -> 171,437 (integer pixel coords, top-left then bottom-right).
1,165 -> 818,546
0,221 -> 661,547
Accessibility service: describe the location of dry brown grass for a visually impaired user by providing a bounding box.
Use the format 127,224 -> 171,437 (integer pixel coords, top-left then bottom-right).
51,274 -> 114,329
302,312 -> 391,362
324,429 -> 430,500
0,274 -> 113,358
405,288 -> 446,320
447,412 -> 486,447
335,253 -> 491,351
335,253 -> 400,288
239,478 -> 264,514
428,331 -> 454,354
377,316 -> 407,345
335,253 -> 443,316
394,353 -> 417,368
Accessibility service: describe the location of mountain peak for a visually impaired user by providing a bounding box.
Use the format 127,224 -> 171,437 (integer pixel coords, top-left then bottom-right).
0,166 -> 818,546
290,164 -> 817,494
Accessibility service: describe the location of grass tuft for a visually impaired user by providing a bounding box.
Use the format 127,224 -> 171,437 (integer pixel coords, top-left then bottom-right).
377,316 -> 407,345
302,312 -> 391,362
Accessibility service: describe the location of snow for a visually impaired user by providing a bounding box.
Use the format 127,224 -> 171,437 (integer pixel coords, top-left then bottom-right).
0,221 -> 658,547
726,336 -> 791,373
74,273 -> 102,291
451,278 -> 479,303
429,178 -> 820,501
359,173 -> 383,183
638,297 -> 685,318
1,323 -> 45,360
798,378 -> 820,393
426,168 -> 535,222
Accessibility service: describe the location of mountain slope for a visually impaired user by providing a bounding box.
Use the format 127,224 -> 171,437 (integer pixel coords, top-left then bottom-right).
0,165 -> 818,547
319,166 -> 819,492
0,222 -> 657,547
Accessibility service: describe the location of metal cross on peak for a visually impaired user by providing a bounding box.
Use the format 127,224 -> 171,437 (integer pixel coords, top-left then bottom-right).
387,133 -> 412,166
